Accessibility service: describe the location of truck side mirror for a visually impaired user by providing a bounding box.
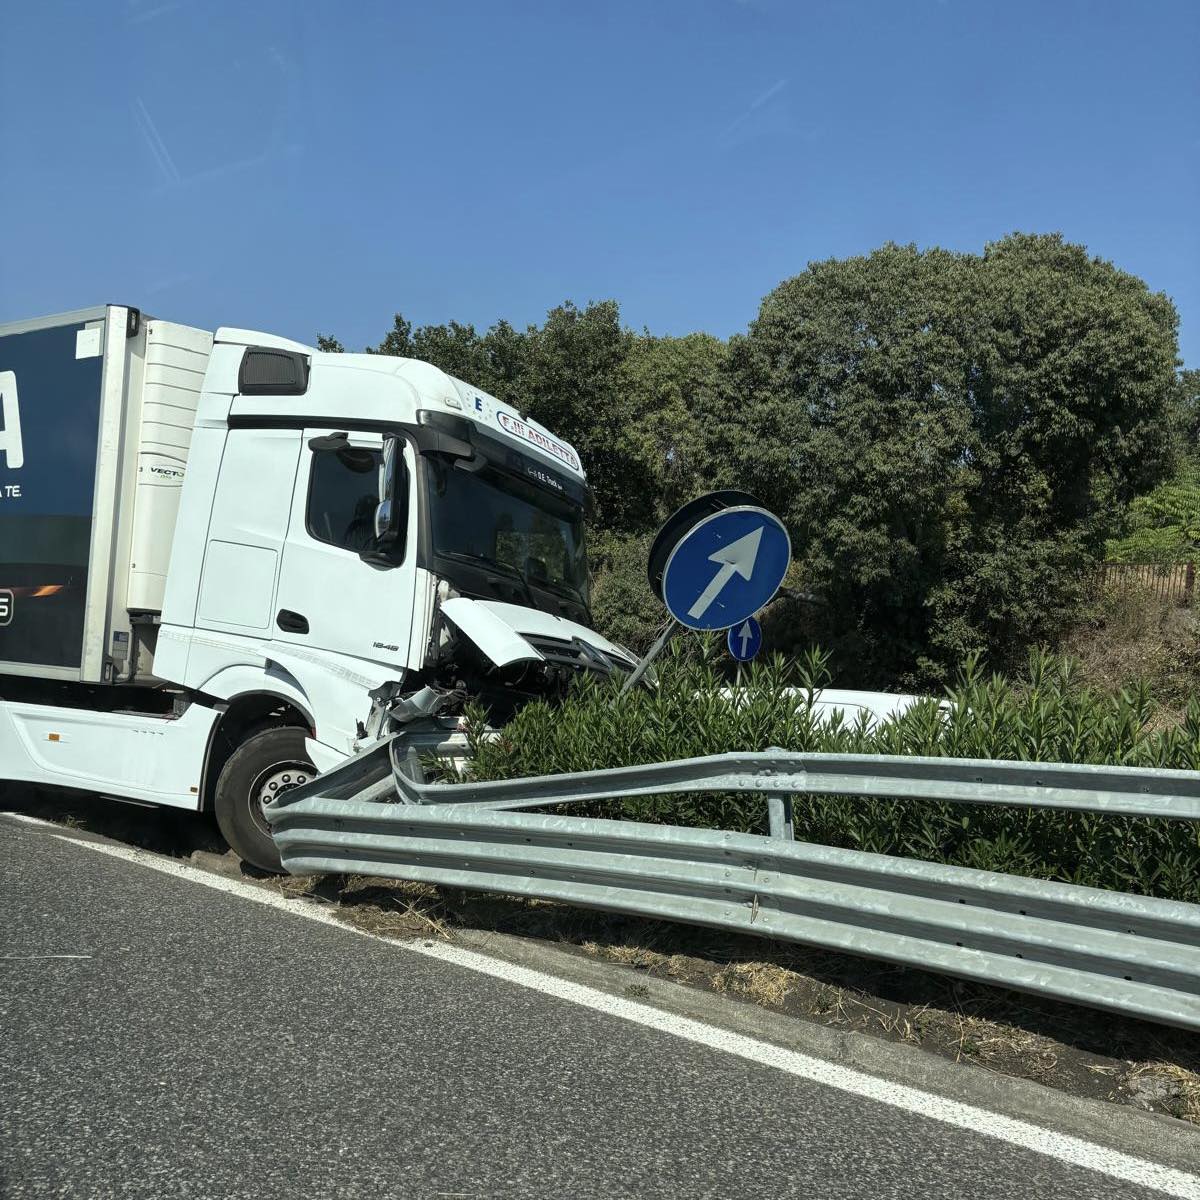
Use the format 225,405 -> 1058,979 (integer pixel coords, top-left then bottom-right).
372,434 -> 408,558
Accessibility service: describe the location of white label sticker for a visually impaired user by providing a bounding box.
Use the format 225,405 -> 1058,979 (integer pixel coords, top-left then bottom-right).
76,327 -> 102,359
496,410 -> 580,471
0,371 -> 22,470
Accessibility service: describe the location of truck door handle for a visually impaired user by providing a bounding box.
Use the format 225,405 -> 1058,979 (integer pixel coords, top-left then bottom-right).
276,609 -> 309,634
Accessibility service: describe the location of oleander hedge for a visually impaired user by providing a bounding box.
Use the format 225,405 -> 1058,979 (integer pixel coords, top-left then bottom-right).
451,643 -> 1200,903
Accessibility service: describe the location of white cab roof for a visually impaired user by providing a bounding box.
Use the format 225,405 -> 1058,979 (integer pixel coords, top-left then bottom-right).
211,329 -> 586,482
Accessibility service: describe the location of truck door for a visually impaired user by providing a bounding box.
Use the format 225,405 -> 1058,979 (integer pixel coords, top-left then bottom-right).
273,429 -> 416,673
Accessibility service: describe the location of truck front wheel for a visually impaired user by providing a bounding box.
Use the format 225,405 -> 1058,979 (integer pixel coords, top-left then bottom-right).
214,726 -> 314,871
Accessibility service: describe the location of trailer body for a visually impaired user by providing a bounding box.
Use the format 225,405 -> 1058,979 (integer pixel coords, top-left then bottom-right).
0,305 -> 211,681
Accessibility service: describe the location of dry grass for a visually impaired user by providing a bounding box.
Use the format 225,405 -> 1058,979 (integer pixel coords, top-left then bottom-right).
339,903 -> 452,940
1126,1063 -> 1200,1124
271,873 -> 323,899
1065,582 -> 1200,708
583,942 -> 668,971
711,961 -> 797,1008
283,873 -> 456,941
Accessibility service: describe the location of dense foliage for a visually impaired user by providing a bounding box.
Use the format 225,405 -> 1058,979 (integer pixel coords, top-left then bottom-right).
450,645 -> 1200,903
727,235 -> 1181,681
1173,368 -> 1200,446
323,232 -> 1188,683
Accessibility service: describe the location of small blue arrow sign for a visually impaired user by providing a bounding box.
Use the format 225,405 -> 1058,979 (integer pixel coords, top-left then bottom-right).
661,506 -> 791,631
727,615 -> 762,662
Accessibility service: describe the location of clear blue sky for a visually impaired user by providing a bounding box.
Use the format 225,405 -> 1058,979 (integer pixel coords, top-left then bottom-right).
2,1 -> 1197,362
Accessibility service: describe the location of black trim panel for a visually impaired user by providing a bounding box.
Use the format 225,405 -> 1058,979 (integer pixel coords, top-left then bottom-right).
238,347 -> 310,396
228,414 -> 409,433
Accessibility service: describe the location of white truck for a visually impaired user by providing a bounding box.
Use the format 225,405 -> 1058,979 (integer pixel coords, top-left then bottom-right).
0,304 -> 635,868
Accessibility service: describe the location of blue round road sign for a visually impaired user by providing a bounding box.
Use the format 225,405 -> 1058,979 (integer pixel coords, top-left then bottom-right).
661,506 -> 791,631
727,615 -> 763,662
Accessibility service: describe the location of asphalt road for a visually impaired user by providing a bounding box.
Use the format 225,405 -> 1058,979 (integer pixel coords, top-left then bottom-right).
0,814 -> 1194,1200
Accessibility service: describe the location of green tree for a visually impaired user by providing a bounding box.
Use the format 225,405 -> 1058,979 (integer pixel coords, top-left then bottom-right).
588,531 -> 665,653
331,233 -> 1179,680
516,301 -> 654,534
357,301 -> 676,537
727,234 -> 1180,682
928,234 -> 1178,672
1173,367 -> 1200,447
619,332 -> 728,522
723,243 -> 977,678
365,314 -> 512,395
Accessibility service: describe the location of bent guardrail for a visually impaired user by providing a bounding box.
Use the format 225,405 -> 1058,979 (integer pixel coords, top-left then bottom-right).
383,747 -> 1200,820
263,741 -> 1200,1031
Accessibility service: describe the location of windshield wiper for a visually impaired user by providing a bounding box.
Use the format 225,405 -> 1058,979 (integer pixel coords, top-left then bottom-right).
530,575 -> 591,618
438,550 -> 538,610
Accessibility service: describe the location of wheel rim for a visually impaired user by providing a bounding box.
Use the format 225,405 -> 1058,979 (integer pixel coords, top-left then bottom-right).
249,760 -> 311,837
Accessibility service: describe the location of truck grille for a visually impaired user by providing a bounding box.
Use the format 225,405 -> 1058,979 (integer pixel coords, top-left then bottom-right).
523,635 -> 630,676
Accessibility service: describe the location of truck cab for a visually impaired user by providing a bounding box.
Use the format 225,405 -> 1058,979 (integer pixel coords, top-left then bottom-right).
0,308 -> 633,869
157,326 -> 633,749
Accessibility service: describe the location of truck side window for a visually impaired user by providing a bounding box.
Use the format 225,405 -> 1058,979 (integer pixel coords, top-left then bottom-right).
306,447 -> 382,553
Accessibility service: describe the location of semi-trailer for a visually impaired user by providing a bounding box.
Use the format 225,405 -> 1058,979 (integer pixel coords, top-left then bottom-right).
0,305 -> 634,868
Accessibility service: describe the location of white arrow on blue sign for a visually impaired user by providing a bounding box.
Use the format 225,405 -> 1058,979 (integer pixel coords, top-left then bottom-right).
727,615 -> 762,662
661,506 -> 791,631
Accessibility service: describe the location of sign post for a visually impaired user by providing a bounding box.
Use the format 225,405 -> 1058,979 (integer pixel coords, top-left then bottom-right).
617,618 -> 676,696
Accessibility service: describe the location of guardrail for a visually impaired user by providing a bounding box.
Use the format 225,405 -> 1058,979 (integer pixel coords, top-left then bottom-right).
264,742 -> 1200,1031
387,748 -> 1200,821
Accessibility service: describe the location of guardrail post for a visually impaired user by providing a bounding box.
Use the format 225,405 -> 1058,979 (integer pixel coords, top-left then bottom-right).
767,795 -> 794,841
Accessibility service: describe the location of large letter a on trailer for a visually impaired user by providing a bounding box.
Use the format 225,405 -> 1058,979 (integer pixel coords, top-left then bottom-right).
0,371 -> 23,470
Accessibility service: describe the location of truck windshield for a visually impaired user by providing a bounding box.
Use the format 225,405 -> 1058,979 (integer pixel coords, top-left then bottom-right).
426,458 -> 588,603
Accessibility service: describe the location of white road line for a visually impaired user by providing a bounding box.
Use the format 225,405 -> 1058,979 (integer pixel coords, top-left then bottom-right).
5,816 -> 1198,1199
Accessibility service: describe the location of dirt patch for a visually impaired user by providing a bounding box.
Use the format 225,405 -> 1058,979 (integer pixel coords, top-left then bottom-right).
9,784 -> 1200,1128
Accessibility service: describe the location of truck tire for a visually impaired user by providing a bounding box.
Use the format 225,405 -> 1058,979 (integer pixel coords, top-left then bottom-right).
214,726 -> 314,872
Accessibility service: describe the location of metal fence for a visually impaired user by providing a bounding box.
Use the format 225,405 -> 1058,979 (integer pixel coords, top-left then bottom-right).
264,742 -> 1200,1032
1101,561 -> 1196,605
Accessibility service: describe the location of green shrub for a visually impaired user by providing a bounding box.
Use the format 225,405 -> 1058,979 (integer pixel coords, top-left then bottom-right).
1106,459 -> 1200,564
450,642 -> 1200,903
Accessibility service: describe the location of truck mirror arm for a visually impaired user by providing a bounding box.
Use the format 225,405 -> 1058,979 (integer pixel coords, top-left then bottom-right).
367,434 -> 409,567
